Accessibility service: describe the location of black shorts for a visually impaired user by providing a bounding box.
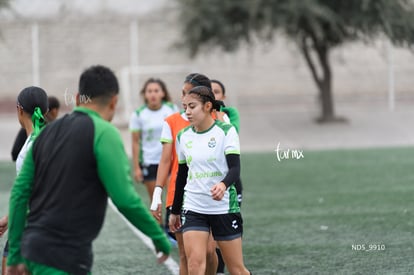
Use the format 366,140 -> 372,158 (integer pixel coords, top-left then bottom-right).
181,210 -> 243,241
140,164 -> 158,182
3,240 -> 8,257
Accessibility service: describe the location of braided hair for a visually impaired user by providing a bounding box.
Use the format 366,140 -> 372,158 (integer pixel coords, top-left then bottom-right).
187,86 -> 224,112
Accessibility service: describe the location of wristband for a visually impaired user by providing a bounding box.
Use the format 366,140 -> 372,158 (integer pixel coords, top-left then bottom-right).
150,186 -> 163,211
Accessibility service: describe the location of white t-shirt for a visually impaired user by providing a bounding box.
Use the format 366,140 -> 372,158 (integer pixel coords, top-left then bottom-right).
160,112 -> 188,144
176,120 -> 240,215
129,102 -> 179,165
16,134 -> 33,175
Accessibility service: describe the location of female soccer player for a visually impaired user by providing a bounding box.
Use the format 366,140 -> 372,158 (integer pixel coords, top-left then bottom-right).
2,86 -> 48,275
150,73 -> 219,275
129,78 -> 178,200
11,95 -> 59,162
169,86 -> 250,275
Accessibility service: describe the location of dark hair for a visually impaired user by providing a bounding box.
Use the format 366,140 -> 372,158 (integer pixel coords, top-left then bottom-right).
188,86 -> 223,112
140,78 -> 172,103
79,65 -> 119,105
184,73 -> 212,90
48,96 -> 60,110
211,79 -> 226,96
17,86 -> 48,115
17,86 -> 48,137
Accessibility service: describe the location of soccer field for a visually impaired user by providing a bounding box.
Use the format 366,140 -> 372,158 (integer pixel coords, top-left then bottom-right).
1,147 -> 414,274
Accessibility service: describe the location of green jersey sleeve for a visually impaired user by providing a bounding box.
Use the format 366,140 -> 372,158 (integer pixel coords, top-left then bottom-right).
221,106 -> 240,133
94,125 -> 171,255
7,147 -> 35,265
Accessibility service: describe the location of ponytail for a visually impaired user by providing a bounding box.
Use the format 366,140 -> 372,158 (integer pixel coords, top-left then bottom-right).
31,107 -> 46,138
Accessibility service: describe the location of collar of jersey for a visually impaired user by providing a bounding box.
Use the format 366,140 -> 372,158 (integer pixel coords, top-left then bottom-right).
192,120 -> 216,134
74,106 -> 102,119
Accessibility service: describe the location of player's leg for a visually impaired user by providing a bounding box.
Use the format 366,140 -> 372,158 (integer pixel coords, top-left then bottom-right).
211,213 -> 250,275
183,230 -> 209,275
2,240 -> 8,275
1,256 -> 5,275
205,232 -> 218,275
166,206 -> 187,275
143,164 -> 158,200
175,232 -> 188,275
217,237 -> 249,275
181,210 -> 210,275
144,179 -> 156,200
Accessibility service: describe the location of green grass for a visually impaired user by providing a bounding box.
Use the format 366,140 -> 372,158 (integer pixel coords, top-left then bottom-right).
1,147 -> 414,274
241,147 -> 414,274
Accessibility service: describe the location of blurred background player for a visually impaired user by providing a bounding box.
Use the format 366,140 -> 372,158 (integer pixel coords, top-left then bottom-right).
2,86 -> 49,275
169,85 -> 250,275
211,79 -> 243,204
129,78 -> 178,201
150,73 -> 219,275
11,95 -> 60,162
211,80 -> 240,133
45,96 -> 60,122
211,79 -> 243,274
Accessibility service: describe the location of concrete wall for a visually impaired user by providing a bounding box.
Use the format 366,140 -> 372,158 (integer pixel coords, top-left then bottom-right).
1,3 -> 413,119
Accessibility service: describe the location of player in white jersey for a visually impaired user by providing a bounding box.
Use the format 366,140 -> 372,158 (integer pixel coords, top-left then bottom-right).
129,78 -> 178,200
169,86 -> 250,275
1,86 -> 48,275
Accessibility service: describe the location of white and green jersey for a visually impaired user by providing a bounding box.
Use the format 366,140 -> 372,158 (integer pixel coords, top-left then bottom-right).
129,102 -> 179,165
16,134 -> 34,175
176,120 -> 240,215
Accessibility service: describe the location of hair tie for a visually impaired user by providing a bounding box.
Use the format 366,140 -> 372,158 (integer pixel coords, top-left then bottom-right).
187,74 -> 201,86
31,107 -> 46,138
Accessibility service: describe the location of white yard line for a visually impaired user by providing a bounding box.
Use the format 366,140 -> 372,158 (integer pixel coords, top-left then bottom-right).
108,200 -> 179,275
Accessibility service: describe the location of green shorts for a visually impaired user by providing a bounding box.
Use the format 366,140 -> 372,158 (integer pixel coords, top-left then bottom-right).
24,259 -> 91,275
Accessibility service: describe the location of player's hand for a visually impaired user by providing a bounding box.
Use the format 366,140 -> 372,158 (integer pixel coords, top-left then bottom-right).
0,215 -> 8,237
211,182 -> 226,201
150,186 -> 163,222
168,214 -> 181,232
134,167 -> 143,182
6,264 -> 29,275
156,252 -> 169,264
150,204 -> 162,222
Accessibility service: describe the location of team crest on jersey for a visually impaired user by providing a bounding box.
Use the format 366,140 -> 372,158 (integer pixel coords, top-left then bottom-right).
208,137 -> 216,148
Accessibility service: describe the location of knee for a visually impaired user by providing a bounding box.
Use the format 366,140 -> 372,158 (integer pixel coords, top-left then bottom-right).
187,255 -> 206,273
